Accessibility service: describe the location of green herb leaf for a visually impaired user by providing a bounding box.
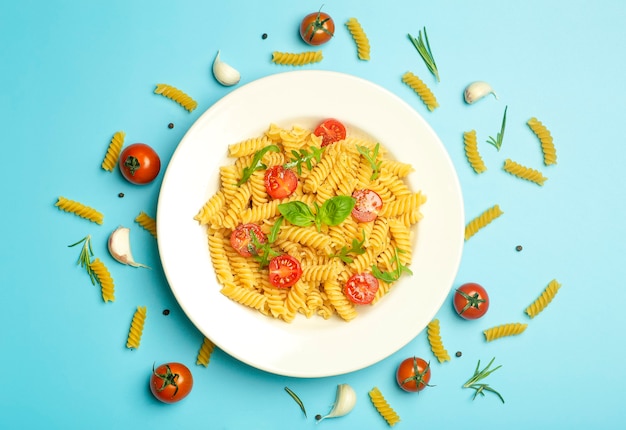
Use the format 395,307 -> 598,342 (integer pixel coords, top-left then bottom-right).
356,143 -> 382,180
486,106 -> 508,151
283,146 -> 325,175
278,201 -> 316,227
408,28 -> 440,82
237,145 -> 280,186
329,230 -> 366,263
249,229 -> 281,268
462,357 -> 505,403
68,235 -> 96,285
317,196 -> 356,226
371,248 -> 413,283
268,216 -> 283,243
284,386 -> 307,417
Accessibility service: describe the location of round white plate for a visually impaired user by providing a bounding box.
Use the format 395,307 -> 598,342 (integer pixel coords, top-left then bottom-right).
157,70 -> 464,378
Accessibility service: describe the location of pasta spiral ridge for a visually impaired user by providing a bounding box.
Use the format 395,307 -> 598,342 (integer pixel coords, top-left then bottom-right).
402,71 -> 439,111
271,51 -> 323,66
503,158 -> 548,186
101,131 -> 125,172
196,337 -> 216,367
135,211 -> 157,238
527,117 -> 557,165
464,204 -> 503,241
427,319 -> 451,363
463,130 -> 487,174
55,196 -> 104,224
525,279 -> 562,318
369,387 -> 401,426
346,17 -> 371,60
126,306 -> 147,349
323,279 -> 357,322
228,136 -> 274,157
221,283 -> 267,311
483,322 -> 528,342
154,83 -> 197,112
89,258 -> 115,302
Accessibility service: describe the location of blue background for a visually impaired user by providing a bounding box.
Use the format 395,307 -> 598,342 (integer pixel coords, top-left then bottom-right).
2,0 -> 625,428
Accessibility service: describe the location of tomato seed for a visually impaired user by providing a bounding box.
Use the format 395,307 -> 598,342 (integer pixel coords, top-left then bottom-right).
162,309 -> 170,316
262,33 -> 268,39
118,192 -> 124,198
515,245 -> 523,252
455,351 -> 462,357
168,123 -> 174,129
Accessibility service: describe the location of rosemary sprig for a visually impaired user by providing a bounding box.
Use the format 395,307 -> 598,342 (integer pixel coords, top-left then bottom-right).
408,27 -> 440,82
356,143 -> 382,180
237,145 -> 281,186
283,145 -> 325,175
68,235 -> 96,285
462,357 -> 505,403
284,386 -> 307,417
329,230 -> 366,264
371,248 -> 413,283
487,106 -> 508,151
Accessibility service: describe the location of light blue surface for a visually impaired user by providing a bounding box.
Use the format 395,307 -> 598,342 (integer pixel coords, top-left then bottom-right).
2,0 -> 625,428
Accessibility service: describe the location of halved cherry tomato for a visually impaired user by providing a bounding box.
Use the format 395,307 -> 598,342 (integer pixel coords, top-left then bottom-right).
150,362 -> 193,404
344,272 -> 379,305
264,165 -> 298,199
299,9 -> 335,46
268,255 -> 302,288
453,282 -> 490,320
351,189 -> 383,222
396,357 -> 432,392
230,224 -> 267,257
314,119 -> 346,147
119,143 -> 161,185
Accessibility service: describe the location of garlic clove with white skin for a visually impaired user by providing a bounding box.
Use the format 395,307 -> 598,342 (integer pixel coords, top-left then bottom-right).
464,81 -> 498,104
108,226 -> 149,268
212,50 -> 241,86
318,384 -> 357,421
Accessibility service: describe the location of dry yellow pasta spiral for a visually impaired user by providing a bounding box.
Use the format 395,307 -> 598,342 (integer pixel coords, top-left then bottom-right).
101,131 -> 125,172
89,258 -> 115,302
126,306 -> 147,349
503,159 -> 547,186
464,204 -> 503,241
402,71 -> 439,111
271,51 -> 323,66
369,387 -> 401,426
196,337 -> 216,367
427,319 -> 451,363
463,130 -> 487,174
346,17 -> 371,60
154,83 -> 198,112
527,117 -> 557,165
483,322 -> 528,342
525,279 -> 562,318
55,196 -> 104,224
135,211 -> 157,238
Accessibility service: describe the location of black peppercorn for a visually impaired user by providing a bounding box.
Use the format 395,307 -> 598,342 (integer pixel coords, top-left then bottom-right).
515,245 -> 523,252
118,192 -> 124,198
168,123 -> 174,129
162,309 -> 170,316
262,33 -> 268,39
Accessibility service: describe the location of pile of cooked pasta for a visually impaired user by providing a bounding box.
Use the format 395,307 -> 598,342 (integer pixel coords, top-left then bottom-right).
194,123 -> 425,323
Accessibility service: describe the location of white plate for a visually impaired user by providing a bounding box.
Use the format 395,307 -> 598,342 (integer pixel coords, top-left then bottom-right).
157,70 -> 464,378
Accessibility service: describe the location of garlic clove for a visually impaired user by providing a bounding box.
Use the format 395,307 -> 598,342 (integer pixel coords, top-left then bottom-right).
212,50 -> 241,86
108,226 -> 149,268
319,384 -> 357,421
464,81 -> 498,104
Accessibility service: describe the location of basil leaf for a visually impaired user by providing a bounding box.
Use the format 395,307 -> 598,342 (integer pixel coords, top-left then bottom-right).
237,145 -> 280,186
278,201 -> 315,227
317,196 -> 356,226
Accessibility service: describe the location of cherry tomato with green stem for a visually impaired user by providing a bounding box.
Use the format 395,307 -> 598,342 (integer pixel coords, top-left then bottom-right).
396,357 -> 432,392
149,362 -> 193,404
119,143 -> 161,185
453,282 -> 490,319
299,9 -> 335,46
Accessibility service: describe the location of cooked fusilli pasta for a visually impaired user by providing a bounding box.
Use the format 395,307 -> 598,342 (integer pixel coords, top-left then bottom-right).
346,17 -> 371,60
525,279 -> 561,318
154,83 -> 198,112
503,159 -> 547,186
401,71 -> 439,111
196,336 -> 216,367
101,131 -> 125,172
135,211 -> 157,238
89,258 -> 115,302
55,196 -> 104,224
463,130 -> 487,174
483,322 -> 528,342
126,306 -> 147,349
271,51 -> 323,66
369,387 -> 400,426
427,319 -> 451,363
527,117 -> 557,166
464,204 -> 503,241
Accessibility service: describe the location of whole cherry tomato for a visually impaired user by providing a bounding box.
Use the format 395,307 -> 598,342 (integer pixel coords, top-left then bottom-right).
453,282 -> 490,319
149,362 -> 193,404
299,9 -> 335,45
396,357 -> 432,392
119,143 -> 161,185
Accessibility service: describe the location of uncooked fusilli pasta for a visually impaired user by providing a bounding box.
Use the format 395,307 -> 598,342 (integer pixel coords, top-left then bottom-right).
271,51 -> 323,66
126,306 -> 147,349
55,196 -> 104,224
527,117 -> 557,166
369,387 -> 400,426
196,336 -> 216,367
483,322 -> 528,342
89,258 -> 115,302
427,318 -> 451,363
503,159 -> 547,186
525,279 -> 561,318
135,211 -> 157,238
101,131 -> 125,172
346,17 -> 371,60
401,71 -> 439,111
154,83 -> 198,112
463,130 -> 487,174
464,204 -> 503,241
